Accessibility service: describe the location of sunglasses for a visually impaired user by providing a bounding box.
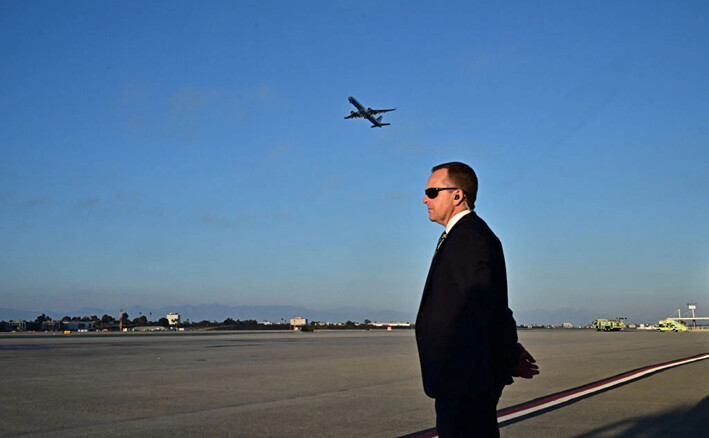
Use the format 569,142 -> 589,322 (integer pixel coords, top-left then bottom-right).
425,187 -> 459,199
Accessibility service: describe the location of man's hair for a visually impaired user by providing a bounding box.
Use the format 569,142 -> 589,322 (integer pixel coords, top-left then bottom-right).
432,161 -> 478,209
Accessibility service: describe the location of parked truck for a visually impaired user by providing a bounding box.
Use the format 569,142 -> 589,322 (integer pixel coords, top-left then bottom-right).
591,319 -> 625,331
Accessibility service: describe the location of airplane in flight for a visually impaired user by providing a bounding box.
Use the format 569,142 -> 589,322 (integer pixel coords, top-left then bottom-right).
344,96 -> 396,128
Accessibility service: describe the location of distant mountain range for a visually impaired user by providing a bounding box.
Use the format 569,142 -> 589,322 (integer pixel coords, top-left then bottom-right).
1,304 -> 618,326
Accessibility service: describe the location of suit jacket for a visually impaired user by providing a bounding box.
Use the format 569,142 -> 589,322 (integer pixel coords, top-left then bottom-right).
415,212 -> 520,399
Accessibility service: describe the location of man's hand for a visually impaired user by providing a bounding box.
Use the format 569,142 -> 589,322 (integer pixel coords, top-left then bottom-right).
510,343 -> 539,379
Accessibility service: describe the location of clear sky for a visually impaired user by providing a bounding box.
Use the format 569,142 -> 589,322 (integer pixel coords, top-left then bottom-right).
1,1 -> 707,323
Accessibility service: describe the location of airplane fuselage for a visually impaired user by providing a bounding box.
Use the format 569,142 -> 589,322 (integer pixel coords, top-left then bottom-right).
348,96 -> 368,114
345,96 -> 394,128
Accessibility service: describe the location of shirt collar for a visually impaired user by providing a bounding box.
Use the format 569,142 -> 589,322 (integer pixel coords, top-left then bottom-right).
445,209 -> 471,234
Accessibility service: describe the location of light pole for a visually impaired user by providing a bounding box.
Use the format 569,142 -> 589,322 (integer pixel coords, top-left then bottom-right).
688,303 -> 697,328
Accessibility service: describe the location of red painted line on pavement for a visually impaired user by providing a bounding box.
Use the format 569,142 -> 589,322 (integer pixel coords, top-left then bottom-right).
399,352 -> 709,438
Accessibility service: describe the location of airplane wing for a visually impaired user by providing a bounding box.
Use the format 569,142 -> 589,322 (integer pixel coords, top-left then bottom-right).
368,108 -> 396,115
344,112 -> 366,119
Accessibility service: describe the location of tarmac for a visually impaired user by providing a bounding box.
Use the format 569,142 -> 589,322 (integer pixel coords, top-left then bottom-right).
0,329 -> 707,437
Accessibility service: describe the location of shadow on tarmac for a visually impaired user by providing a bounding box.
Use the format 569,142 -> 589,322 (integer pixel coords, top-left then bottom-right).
574,396 -> 709,437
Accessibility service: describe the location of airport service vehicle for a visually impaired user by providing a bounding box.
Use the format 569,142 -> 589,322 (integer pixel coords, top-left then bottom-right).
591,319 -> 625,331
656,319 -> 689,332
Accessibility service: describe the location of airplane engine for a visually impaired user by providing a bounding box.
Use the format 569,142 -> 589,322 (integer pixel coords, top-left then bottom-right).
367,107 -> 372,112
350,110 -> 356,115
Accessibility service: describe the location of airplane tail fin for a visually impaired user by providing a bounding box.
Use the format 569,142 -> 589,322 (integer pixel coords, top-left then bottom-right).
371,115 -> 390,128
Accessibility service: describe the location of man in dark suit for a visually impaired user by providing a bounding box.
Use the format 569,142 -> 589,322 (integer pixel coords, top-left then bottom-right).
416,162 -> 539,437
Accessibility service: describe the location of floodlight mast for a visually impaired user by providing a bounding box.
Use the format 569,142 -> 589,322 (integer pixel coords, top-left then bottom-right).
688,303 -> 697,327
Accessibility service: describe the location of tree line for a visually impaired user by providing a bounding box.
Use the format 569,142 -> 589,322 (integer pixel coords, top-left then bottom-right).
1,314 -> 411,332
1,313 -> 171,332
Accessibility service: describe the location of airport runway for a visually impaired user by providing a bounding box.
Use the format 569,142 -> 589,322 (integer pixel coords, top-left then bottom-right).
0,329 -> 707,437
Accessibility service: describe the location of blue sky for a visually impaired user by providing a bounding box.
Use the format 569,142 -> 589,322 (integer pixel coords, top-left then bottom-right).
1,1 -> 707,323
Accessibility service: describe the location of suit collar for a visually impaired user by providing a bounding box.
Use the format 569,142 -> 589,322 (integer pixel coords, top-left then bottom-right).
445,209 -> 472,234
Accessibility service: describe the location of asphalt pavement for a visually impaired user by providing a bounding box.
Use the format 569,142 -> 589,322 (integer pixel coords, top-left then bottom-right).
0,329 -> 707,437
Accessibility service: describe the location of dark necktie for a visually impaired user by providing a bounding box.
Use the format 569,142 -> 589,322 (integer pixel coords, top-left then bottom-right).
436,231 -> 447,252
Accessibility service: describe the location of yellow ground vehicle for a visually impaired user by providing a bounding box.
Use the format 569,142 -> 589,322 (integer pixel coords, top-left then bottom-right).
656,319 -> 688,332
591,319 -> 624,331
